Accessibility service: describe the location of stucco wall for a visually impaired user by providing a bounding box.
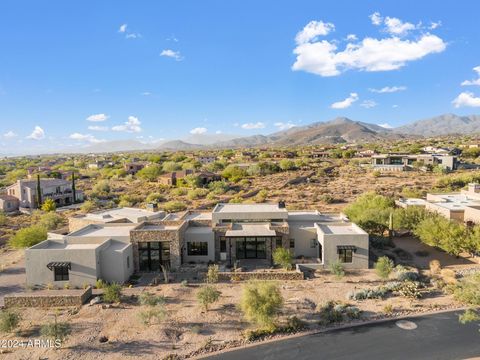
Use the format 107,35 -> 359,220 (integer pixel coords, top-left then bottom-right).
100,242 -> 133,283
425,202 -> 465,222
289,223 -> 318,258
183,227 -> 215,263
464,206 -> 480,224
317,231 -> 369,269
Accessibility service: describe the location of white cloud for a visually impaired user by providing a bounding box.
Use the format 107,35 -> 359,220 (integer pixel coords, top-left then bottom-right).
141,91 -> 152,96
330,93 -> 359,109
378,123 -> 393,129
295,20 -> 335,45
125,33 -> 141,39
190,127 -> 207,134
360,100 -> 378,109
3,130 -> 17,138
160,49 -> 183,61
274,122 -> 296,130
86,113 -> 109,122
461,66 -> 480,86
383,16 -> 416,35
452,92 -> 480,108
392,104 -> 399,108
69,133 -> 105,144
369,86 -> 407,93
119,24 -> 127,33
112,116 -> 142,133
241,122 -> 266,130
215,130 -> 222,134
292,15 -> 446,77
88,125 -> 108,131
370,12 -> 383,26
346,34 -> 357,41
118,24 -> 141,39
26,126 -> 45,140
429,21 -> 442,30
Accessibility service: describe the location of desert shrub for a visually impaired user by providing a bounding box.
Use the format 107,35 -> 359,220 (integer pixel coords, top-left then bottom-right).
137,164 -> 162,181
348,287 -> 388,300
41,198 -> 56,212
35,212 -> 64,230
205,264 -> 219,284
396,271 -> 420,282
319,194 -> 335,204
0,212 -> 6,226
318,301 -> 343,325
138,306 -> 167,326
92,180 -> 111,196
370,236 -> 394,249
103,283 -> 122,303
375,256 -> 394,280
228,196 -> 243,204
440,269 -> 457,285
329,260 -> 345,279
254,189 -> 268,203
397,281 -> 422,299
273,248 -> 293,270
95,279 -> 106,289
187,188 -> 208,200
171,188 -> 187,196
283,316 -> 307,332
197,285 -> 221,312
458,308 -> 480,324
239,281 -> 283,329
146,192 -> 165,204
8,225 -> 47,248
164,201 -> 187,213
221,165 -> 247,182
279,159 -> 295,171
139,292 -> 166,306
40,315 -> 71,341
383,304 -> 394,314
0,310 -> 21,333
80,200 -> 96,213
372,170 -> 381,178
208,181 -> 229,195
162,161 -> 181,172
450,273 -> 480,306
429,260 -> 441,275
243,327 -> 277,341
343,305 -> 361,319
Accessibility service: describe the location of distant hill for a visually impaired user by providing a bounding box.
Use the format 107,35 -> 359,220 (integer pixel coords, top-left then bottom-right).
156,140 -> 204,150
396,114 -> 480,136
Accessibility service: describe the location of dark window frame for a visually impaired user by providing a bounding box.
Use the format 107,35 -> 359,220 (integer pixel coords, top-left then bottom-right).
338,249 -> 353,263
54,266 -> 69,281
187,241 -> 209,256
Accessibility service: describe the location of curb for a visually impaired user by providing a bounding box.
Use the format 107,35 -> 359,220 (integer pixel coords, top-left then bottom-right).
193,307 -> 467,359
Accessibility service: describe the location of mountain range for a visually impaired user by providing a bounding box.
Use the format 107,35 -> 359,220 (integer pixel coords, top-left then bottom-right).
24,113 -> 480,154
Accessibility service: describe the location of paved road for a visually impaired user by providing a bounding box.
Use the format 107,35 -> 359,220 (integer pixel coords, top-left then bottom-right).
205,311 -> 480,360
0,259 -> 25,306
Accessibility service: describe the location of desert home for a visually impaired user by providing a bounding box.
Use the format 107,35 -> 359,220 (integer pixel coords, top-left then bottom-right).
398,183 -> 480,223
372,153 -> 457,172
25,203 -> 369,287
3,178 -> 84,210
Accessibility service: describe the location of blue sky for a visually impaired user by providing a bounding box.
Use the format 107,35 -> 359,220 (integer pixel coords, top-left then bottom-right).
1,0 -> 480,153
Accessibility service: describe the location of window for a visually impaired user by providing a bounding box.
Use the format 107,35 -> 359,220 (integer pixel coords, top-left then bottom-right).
289,239 -> 295,249
187,242 -> 208,256
127,256 -> 130,268
54,266 -> 69,281
276,237 -> 283,248
310,239 -> 317,248
220,237 -> 226,252
338,249 -> 353,263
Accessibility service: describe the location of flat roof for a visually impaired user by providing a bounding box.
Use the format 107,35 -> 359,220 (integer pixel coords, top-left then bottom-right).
186,226 -> 213,234
397,198 -> 427,206
213,203 -> 287,214
317,224 -> 367,235
225,224 -> 276,237
82,207 -> 163,222
135,224 -> 179,231
185,212 -> 212,221
69,224 -> 136,237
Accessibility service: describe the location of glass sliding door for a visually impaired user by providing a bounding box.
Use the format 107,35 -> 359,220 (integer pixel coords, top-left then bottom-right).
138,242 -> 170,271
232,237 -> 268,259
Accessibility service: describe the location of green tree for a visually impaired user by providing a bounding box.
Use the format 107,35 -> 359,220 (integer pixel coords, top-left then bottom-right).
36,212 -> 64,230
8,225 -> 47,248
197,285 -> 221,312
184,174 -> 201,188
41,198 -> 57,212
80,200 -> 96,213
239,281 -> 283,329
221,165 -> 247,182
162,161 -> 181,172
146,192 -> 165,204
137,164 -> 162,181
273,247 -> 293,270
279,159 -> 295,171
374,256 -> 394,280
40,313 -> 71,342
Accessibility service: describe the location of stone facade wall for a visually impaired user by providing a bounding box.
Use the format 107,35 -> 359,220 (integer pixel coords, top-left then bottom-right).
218,271 -> 304,281
130,221 -> 187,270
4,287 -> 92,308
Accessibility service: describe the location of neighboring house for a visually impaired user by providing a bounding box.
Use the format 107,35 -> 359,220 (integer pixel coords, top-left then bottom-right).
0,194 -> 20,213
372,154 -> 457,171
158,169 -> 194,186
25,203 -> 369,287
5,179 -> 84,209
87,160 -> 112,170
400,183 -> 480,223
124,161 -> 149,175
197,171 -> 221,186
197,156 -> 217,164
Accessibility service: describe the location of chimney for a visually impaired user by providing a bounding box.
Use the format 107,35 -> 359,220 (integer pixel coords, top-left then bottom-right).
278,200 -> 286,209
146,203 -> 158,212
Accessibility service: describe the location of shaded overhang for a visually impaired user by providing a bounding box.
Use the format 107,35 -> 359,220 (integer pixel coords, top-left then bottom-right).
46,262 -> 71,271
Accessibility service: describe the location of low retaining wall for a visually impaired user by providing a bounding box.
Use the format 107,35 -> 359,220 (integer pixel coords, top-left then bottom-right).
296,263 -> 324,272
4,287 -> 92,308
219,271 -> 304,281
